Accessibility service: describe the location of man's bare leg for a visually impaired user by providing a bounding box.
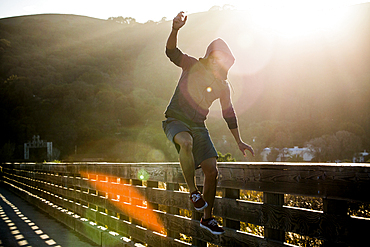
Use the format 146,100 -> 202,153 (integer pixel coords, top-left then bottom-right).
200,157 -> 218,219
173,132 -> 198,193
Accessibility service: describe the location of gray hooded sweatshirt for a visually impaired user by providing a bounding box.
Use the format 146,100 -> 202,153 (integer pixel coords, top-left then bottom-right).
165,38 -> 238,129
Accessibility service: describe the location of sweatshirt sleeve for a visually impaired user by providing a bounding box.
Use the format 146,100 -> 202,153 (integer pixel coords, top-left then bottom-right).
165,47 -> 197,70
220,83 -> 238,129
223,105 -> 238,129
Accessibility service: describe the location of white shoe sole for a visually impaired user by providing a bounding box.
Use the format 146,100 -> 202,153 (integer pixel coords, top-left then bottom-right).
200,223 -> 225,235
194,201 -> 208,211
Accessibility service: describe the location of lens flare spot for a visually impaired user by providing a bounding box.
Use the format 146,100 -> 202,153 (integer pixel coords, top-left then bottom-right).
206,87 -> 212,93
138,169 -> 150,181
147,149 -> 165,162
80,171 -> 163,232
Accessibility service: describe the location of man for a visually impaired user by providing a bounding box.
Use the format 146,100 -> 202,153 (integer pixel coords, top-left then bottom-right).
162,12 -> 254,235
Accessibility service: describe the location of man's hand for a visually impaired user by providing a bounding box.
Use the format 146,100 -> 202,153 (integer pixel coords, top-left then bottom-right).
172,12 -> 187,30
238,142 -> 255,157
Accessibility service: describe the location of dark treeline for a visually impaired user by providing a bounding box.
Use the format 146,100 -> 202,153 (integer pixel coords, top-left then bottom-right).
0,5 -> 369,162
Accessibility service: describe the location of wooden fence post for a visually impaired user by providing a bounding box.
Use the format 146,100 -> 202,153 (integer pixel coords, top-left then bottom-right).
131,178 -> 143,228
322,199 -> 348,247
264,192 -> 285,244
147,181 -> 159,210
166,182 -> 180,240
223,188 -> 240,230
147,180 -> 159,233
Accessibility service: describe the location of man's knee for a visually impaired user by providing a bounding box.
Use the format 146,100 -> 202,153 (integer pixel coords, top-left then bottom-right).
208,166 -> 218,179
201,158 -> 218,178
181,139 -> 193,151
174,132 -> 193,152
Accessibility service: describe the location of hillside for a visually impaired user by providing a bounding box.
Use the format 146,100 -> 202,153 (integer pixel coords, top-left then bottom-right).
1,6 -> 369,162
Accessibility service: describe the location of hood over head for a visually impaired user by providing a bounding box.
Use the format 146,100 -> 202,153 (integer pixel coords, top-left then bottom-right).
201,38 -> 235,80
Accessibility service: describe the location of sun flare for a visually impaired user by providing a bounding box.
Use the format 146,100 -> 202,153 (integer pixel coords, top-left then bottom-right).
254,7 -> 349,38
237,0 -> 357,38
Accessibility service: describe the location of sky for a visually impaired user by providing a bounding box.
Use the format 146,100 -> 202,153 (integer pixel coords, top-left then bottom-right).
0,0 -> 369,23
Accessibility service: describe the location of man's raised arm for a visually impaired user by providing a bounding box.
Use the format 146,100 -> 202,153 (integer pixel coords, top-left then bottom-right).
166,12 -> 187,50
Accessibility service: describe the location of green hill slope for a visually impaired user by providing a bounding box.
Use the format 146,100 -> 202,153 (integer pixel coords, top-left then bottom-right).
1,6 -> 369,162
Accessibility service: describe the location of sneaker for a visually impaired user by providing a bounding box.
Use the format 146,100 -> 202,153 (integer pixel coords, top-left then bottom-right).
200,217 -> 225,235
190,191 -> 208,211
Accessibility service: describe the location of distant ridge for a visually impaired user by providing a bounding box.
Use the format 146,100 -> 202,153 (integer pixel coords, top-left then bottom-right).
0,13 -> 110,25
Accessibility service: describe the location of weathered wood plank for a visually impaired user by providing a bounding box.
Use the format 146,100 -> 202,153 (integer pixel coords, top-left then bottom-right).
217,163 -> 370,202
213,197 -> 262,225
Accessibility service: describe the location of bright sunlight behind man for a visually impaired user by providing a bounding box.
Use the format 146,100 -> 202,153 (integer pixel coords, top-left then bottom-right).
205,0 -> 368,118
246,1 -> 352,38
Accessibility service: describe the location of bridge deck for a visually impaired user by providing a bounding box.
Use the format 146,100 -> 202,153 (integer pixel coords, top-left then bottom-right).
0,186 -> 98,247
2,162 -> 369,246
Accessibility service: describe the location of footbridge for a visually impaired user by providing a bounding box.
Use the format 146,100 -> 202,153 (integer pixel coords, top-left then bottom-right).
1,162 -> 369,246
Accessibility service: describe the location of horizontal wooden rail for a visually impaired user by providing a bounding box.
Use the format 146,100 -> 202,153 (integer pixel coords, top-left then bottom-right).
1,162 -> 369,247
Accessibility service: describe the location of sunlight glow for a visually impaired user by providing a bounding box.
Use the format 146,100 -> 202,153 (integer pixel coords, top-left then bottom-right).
242,1 -> 354,38
253,7 -> 349,38
209,0 -> 363,119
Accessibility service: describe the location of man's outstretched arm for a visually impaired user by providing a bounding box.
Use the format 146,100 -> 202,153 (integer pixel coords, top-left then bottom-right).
230,128 -> 255,157
220,85 -> 255,157
166,12 -> 187,50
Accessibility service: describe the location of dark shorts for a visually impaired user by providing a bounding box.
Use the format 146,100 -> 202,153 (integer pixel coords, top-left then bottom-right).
162,117 -> 218,169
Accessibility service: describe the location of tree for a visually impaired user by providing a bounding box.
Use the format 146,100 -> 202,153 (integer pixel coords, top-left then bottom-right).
209,6 -> 222,11
307,131 -> 362,162
159,17 -> 167,23
108,16 -> 137,25
217,152 -> 236,162
0,38 -> 11,54
306,135 -> 339,162
222,4 -> 235,10
0,142 -> 15,161
335,131 -> 362,160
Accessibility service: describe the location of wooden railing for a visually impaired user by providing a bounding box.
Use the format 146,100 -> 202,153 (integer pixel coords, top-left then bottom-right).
1,162 -> 369,247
